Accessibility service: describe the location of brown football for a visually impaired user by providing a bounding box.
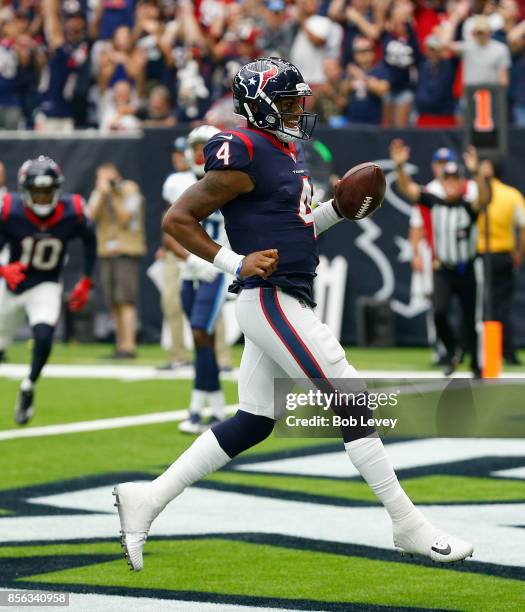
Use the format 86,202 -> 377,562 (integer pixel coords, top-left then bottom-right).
334,162 -> 386,220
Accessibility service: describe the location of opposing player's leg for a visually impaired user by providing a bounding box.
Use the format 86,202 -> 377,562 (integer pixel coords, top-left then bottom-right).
179,275 -> 227,433
15,282 -> 61,425
235,287 -> 473,563
114,336 -> 281,570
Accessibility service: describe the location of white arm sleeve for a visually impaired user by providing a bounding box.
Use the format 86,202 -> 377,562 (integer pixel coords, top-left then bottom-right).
312,200 -> 343,235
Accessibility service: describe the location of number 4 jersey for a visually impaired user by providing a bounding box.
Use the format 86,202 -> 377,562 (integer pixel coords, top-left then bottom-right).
0,192 -> 97,294
203,126 -> 319,306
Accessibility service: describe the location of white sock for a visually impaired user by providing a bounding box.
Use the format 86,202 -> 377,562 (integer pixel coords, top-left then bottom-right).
345,436 -> 421,525
21,378 -> 34,392
207,390 -> 225,419
190,389 -> 207,415
149,429 -> 230,507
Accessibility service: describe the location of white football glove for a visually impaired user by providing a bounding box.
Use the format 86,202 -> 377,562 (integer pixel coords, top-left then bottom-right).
185,254 -> 219,283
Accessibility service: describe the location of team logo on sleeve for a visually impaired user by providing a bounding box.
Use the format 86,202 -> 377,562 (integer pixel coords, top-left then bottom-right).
239,62 -> 279,100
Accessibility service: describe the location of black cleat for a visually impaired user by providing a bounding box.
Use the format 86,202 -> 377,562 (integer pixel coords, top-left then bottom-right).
14,388 -> 35,425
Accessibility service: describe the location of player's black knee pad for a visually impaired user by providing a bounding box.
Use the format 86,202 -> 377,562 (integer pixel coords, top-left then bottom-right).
336,390 -> 376,443
212,410 -> 275,458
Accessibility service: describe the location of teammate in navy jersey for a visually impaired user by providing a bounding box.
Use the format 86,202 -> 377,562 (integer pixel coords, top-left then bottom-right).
0,156 -> 96,425
114,57 -> 474,571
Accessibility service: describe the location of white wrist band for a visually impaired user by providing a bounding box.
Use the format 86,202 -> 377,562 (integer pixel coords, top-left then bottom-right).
313,199 -> 343,235
213,246 -> 244,276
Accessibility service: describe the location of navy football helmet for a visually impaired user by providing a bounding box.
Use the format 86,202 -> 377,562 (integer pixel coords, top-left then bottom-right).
232,57 -> 317,142
18,156 -> 64,217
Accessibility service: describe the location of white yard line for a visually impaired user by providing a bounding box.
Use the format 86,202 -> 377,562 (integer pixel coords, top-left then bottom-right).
0,405 -> 240,441
0,364 -> 240,381
0,590 -> 325,612
1,363 -> 524,381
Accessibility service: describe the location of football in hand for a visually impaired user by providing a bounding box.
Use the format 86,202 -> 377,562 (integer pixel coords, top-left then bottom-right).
334,163 -> 386,220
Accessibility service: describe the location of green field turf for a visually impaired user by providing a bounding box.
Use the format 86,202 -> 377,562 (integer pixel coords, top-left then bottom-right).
0,344 -> 524,611
5,540 -> 521,612
4,340 -> 525,371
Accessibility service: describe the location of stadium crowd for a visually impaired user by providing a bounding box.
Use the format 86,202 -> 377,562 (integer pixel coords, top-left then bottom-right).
1,0 -> 525,130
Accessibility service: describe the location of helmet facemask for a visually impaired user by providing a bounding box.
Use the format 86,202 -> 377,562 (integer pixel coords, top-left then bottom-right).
24,181 -> 61,217
241,92 -> 317,142
267,95 -> 317,142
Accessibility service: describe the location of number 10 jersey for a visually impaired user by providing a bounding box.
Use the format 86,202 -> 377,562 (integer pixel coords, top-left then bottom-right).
0,192 -> 92,294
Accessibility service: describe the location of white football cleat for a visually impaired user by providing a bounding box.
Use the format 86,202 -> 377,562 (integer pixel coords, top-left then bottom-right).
393,516 -> 474,563
113,482 -> 165,571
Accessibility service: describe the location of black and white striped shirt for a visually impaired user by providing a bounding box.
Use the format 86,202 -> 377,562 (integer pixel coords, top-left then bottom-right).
419,190 -> 479,266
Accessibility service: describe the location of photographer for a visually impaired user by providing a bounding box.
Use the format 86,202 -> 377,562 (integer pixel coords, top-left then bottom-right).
88,163 -> 146,357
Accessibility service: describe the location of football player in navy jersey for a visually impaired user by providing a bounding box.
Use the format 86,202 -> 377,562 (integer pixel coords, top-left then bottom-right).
114,57 -> 474,570
0,156 -> 96,424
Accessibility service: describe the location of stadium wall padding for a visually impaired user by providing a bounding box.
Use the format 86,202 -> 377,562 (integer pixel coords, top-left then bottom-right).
1,127 -> 524,346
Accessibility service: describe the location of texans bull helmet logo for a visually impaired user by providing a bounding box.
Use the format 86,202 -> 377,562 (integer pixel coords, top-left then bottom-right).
238,61 -> 280,100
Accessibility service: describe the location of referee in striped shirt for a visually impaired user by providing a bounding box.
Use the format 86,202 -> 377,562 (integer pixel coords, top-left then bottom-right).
390,139 -> 490,377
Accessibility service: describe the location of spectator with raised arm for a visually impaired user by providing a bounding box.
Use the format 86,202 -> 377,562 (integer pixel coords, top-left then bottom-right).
133,0 -> 175,90
0,8 -> 25,128
289,0 -> 343,89
441,11 -> 511,88
257,0 -> 295,58
13,8 -> 46,128
328,0 -> 386,66
415,33 -> 458,126
37,0 -> 91,130
95,25 -> 146,99
162,0 -> 205,54
91,0 -> 137,42
380,0 -> 421,126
